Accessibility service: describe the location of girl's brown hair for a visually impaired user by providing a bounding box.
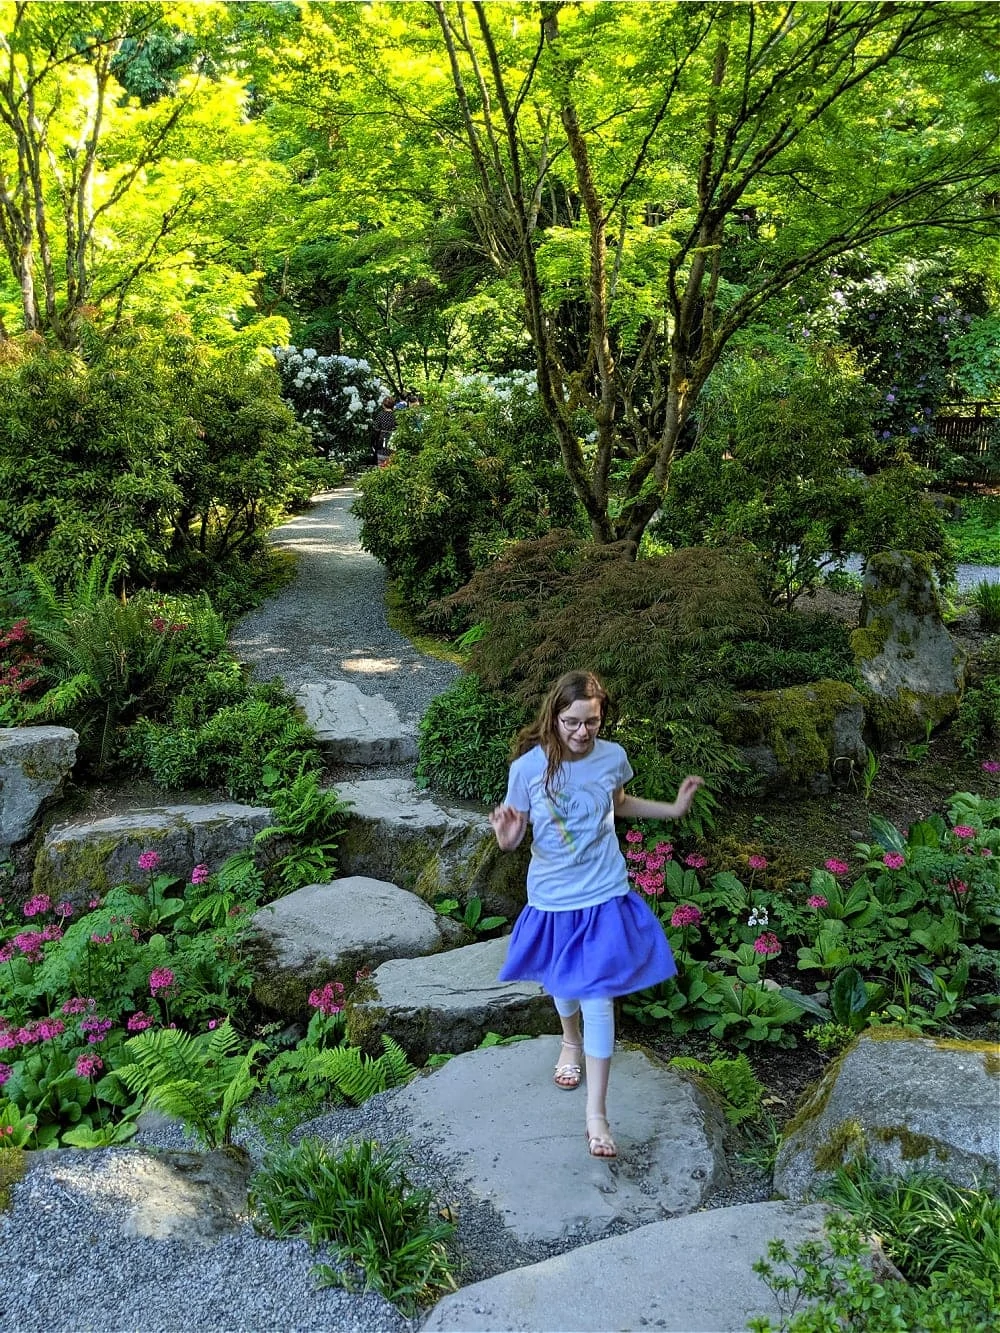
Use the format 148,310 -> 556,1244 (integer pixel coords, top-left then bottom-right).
512,670 -> 610,793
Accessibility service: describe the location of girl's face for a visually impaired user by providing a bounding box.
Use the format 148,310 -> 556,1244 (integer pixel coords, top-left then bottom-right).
556,696 -> 603,759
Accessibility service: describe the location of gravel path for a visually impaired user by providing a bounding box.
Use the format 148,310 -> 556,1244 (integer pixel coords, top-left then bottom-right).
230,488 -> 459,728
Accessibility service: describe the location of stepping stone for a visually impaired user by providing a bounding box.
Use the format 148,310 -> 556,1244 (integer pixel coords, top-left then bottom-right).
419,1201 -> 833,1332
346,936 -> 556,1063
369,1036 -> 730,1246
250,875 -> 463,1018
34,803 -> 272,902
335,777 -> 529,922
296,680 -> 417,763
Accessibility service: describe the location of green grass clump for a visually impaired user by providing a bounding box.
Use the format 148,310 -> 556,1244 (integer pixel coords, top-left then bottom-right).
249,1137 -> 456,1314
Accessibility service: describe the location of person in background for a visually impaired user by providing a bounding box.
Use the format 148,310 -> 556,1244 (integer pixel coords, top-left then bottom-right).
489,669 -> 703,1160
372,395 -> 397,466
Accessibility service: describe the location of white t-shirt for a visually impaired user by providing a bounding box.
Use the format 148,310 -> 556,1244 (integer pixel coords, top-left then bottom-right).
505,740 -> 634,911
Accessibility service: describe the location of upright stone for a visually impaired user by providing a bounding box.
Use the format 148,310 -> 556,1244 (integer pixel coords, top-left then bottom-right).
851,551 -> 966,744
0,726 -> 78,852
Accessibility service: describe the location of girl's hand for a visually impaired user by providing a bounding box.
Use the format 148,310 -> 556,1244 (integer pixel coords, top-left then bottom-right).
489,804 -> 527,851
673,775 -> 704,818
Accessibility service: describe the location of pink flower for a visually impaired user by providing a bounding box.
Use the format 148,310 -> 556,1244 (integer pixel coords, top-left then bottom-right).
883,852 -> 906,870
824,858 -> 850,876
951,825 -> 976,840
61,996 -> 96,1015
149,967 -> 175,995
22,894 -> 51,917
654,842 -> 672,856
0,944 -> 11,964
981,760 -> 1000,775
748,855 -> 768,870
35,1018 -> 65,1041
645,855 -> 666,871
308,981 -> 346,1016
807,895 -> 828,909
625,849 -> 645,862
137,850 -> 161,872
190,863 -> 210,885
75,1053 -> 104,1078
55,900 -> 74,918
0,1062 -> 11,1085
684,853 -> 708,869
90,933 -> 113,945
981,848 -> 993,858
625,829 -> 644,844
948,879 -> 968,896
87,898 -> 101,909
208,1019 -> 218,1030
753,931 -> 781,957
126,1011 -> 153,1032
670,905 -> 702,928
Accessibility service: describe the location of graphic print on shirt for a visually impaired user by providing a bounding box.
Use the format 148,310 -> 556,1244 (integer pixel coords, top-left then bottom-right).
536,781 -> 612,864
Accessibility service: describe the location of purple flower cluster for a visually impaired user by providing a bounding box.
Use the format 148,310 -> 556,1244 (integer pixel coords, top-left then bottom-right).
80,1016 -> 113,1045
137,850 -> 161,872
0,923 -> 63,964
670,904 -> 702,929
149,968 -> 176,996
22,894 -> 51,918
75,1053 -> 104,1078
0,1016 -> 66,1049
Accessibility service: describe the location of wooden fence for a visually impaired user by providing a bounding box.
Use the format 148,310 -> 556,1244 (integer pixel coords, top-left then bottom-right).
925,402 -> 999,482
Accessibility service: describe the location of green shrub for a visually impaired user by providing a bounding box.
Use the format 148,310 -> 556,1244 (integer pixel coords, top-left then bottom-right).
416,673 -> 526,804
0,324 -> 314,587
126,683 -> 320,801
955,675 -> 1000,758
249,1137 -> 456,1314
354,378 -> 586,610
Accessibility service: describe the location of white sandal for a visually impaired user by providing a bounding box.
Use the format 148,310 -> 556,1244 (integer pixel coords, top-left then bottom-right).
553,1041 -> 582,1090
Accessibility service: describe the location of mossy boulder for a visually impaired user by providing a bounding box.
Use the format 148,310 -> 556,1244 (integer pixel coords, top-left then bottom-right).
774,1032 -> 1000,1200
852,550 -> 967,744
33,803 -> 272,904
0,726 -> 78,852
717,680 -> 866,795
334,777 -> 529,921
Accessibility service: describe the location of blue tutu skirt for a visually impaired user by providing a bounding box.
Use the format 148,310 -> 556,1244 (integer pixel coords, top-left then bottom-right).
497,891 -> 676,999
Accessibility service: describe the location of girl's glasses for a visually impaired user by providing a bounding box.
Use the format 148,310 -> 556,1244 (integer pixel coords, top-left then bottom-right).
559,716 -> 601,733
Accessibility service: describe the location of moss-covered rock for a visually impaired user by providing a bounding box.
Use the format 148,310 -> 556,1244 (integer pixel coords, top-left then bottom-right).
853,551 -> 967,745
334,776 -> 529,921
774,1033 -> 999,1200
718,680 -> 866,795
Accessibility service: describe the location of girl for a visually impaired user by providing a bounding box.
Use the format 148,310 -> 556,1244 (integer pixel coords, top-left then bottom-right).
489,669 -> 703,1160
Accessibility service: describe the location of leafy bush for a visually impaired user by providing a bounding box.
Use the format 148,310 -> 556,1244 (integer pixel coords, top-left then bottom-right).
655,346 -> 951,604
415,673 -> 526,804
126,684 -> 320,801
0,324 -> 313,587
955,675 -> 1000,758
970,579 -> 1000,633
354,376 -> 585,609
249,1137 -> 456,1314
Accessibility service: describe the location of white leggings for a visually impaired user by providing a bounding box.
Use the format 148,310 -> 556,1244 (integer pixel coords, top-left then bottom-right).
552,995 -> 615,1060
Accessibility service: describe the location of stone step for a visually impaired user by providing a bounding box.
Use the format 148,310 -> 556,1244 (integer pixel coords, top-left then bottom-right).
335,777 -> 529,923
296,680 -> 418,764
249,874 -> 463,1017
34,803 -> 272,902
317,1036 -> 730,1247
346,937 -> 556,1064
419,1201 -> 833,1332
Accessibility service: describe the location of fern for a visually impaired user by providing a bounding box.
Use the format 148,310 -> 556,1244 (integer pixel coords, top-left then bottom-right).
670,1053 -> 764,1125
117,1019 -> 264,1148
26,556 -> 118,629
307,1036 -> 417,1105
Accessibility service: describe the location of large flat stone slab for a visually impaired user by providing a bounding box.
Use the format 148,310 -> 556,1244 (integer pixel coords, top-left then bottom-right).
296,680 -> 417,763
346,936 -> 556,1062
370,1036 -> 730,1246
420,1201 -> 832,1332
250,875 -> 462,1017
774,1033 -> 1000,1199
33,803 -> 272,901
0,725 -> 78,850
335,777 -> 529,921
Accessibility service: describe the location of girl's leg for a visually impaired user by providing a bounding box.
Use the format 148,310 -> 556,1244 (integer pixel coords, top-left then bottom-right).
551,996 -> 583,1088
580,997 -> 616,1157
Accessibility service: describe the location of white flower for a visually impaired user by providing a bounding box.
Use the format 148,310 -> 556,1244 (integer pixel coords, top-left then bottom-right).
748,907 -> 769,928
